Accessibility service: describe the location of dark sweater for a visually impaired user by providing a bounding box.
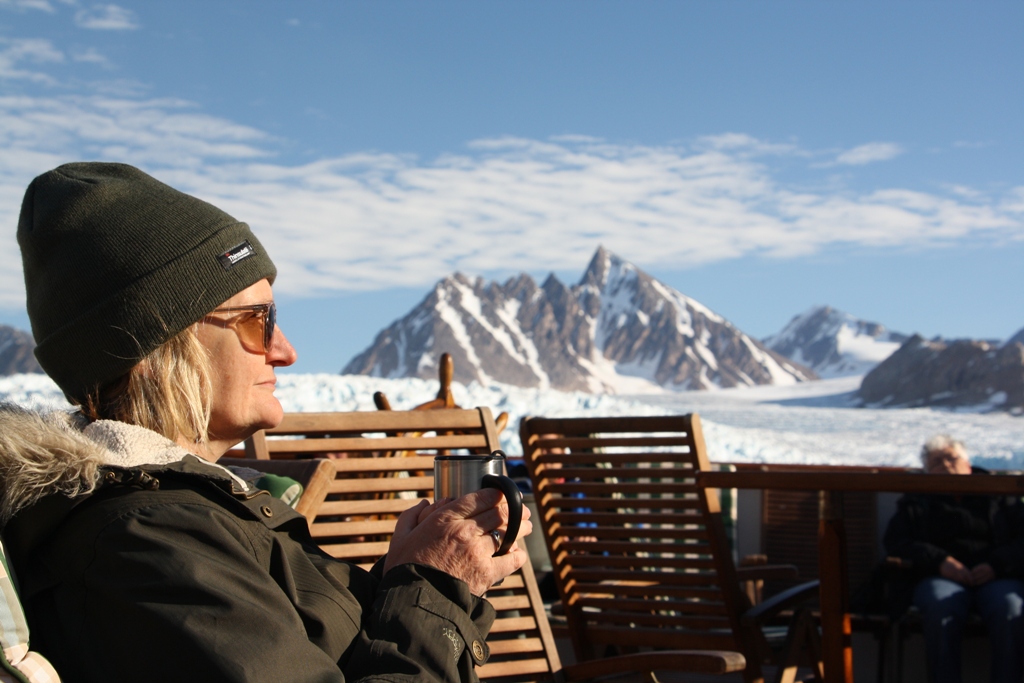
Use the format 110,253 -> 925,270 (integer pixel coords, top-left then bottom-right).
880,468 -> 1024,616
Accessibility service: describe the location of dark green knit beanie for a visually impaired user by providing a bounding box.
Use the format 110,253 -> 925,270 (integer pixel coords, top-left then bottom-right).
18,162 -> 277,403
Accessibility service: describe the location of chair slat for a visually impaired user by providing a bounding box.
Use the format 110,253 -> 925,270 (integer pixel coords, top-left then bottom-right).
573,583 -> 724,601
550,511 -> 703,526
264,434 -> 488,454
570,568 -> 718,586
310,520 -> 399,537
273,410 -> 495,433
486,638 -> 545,655
574,596 -> 727,616
544,482 -> 699,496
330,456 -> 436,472
554,555 -> 718,570
319,540 -> 390,559
541,497 -> 702,511
329,477 -> 433,494
476,658 -> 553,678
548,526 -> 710,542
486,616 -> 538,633
486,595 -> 532,611
530,435 -> 694,450
318,498 -> 423,516
574,610 -> 732,630
532,452 -> 694,466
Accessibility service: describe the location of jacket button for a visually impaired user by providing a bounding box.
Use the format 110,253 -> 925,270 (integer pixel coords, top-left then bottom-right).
471,640 -> 485,661
260,505 -> 274,518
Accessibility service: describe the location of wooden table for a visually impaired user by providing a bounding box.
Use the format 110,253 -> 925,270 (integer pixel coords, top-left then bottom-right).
698,468 -> 1024,683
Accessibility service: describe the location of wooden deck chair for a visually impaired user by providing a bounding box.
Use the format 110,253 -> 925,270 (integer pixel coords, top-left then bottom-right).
520,414 -> 823,683
241,409 -> 744,683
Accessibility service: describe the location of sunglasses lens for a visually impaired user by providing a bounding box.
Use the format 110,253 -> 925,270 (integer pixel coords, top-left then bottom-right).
236,313 -> 265,353
264,303 -> 276,352
208,303 -> 276,353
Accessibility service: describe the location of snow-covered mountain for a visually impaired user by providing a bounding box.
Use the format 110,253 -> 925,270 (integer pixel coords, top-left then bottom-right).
0,325 -> 41,377
343,247 -> 815,393
859,335 -> 1024,413
763,306 -> 907,378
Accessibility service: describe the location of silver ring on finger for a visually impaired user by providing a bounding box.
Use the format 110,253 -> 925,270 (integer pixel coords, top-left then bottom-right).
489,529 -> 502,552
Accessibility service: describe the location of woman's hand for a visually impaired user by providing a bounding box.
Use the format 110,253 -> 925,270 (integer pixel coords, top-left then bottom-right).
384,489 -> 533,596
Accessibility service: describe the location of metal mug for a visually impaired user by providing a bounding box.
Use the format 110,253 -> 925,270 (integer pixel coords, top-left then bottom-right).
434,450 -> 523,556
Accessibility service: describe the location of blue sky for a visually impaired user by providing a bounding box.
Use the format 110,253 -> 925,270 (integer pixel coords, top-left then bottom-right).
2,1 -> 1022,374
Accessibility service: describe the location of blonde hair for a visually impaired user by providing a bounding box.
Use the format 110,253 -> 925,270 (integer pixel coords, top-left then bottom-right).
77,324 -> 212,447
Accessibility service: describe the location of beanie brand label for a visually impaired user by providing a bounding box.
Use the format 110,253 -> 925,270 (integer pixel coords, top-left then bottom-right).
218,241 -> 256,271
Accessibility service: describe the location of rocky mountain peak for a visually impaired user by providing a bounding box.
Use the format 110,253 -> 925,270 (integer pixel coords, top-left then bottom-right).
1007,326 -> 1024,347
343,248 -> 815,393
764,305 -> 907,378
859,335 -> 1024,413
0,325 -> 43,376
578,245 -> 615,291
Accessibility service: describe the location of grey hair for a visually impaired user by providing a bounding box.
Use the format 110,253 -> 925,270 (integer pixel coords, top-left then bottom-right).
920,434 -> 968,463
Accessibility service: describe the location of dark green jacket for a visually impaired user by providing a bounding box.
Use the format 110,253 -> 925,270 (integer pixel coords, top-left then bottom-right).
0,409 -> 494,683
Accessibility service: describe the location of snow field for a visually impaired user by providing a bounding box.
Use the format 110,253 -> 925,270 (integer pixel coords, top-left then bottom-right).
2,372 -> 1020,470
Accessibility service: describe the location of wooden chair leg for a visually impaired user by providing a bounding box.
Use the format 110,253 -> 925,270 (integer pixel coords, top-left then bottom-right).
772,608 -> 823,683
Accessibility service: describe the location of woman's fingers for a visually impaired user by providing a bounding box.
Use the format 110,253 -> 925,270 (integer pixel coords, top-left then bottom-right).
488,542 -> 529,581
416,497 -> 451,524
394,499 -> 430,534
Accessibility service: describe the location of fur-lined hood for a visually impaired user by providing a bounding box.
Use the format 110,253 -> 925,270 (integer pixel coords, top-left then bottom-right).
0,403 -> 233,526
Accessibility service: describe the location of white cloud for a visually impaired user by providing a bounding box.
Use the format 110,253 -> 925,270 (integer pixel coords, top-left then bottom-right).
0,0 -> 56,12
71,47 -> 109,65
0,95 -> 1020,309
0,38 -> 64,83
834,142 -> 903,166
74,4 -> 138,30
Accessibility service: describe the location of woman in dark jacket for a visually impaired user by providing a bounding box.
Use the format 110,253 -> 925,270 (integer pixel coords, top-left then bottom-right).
1,162 -> 530,683
883,435 -> 1024,683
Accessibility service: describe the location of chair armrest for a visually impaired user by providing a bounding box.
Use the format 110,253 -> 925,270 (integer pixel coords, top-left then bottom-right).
735,564 -> 800,582
561,651 -> 746,680
886,556 -> 912,571
740,580 -> 820,625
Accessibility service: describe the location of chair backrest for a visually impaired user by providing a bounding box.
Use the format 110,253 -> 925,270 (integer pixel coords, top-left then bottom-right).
241,409 -> 562,683
519,414 -> 754,663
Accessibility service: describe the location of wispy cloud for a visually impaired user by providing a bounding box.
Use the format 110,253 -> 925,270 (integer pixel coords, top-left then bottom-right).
0,0 -> 57,13
74,4 -> 138,30
71,47 -> 109,66
0,38 -> 64,83
834,142 -> 904,166
0,95 -> 1020,308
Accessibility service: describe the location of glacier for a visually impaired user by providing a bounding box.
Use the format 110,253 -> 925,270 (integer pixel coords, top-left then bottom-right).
2,372 -> 1020,471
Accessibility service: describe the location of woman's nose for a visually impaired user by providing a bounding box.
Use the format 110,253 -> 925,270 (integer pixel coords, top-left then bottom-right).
268,325 -> 298,366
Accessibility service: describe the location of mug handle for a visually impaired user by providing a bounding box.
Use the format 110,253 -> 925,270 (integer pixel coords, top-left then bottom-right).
481,474 -> 523,556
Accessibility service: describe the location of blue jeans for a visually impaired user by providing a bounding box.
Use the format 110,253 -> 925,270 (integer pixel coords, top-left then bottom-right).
912,576 -> 1024,683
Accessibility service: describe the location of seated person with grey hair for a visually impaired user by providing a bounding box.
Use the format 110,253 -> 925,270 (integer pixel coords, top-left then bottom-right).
884,435 -> 1024,683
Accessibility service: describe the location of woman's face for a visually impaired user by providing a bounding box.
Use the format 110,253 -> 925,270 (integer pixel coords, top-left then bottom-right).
196,278 -> 297,458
